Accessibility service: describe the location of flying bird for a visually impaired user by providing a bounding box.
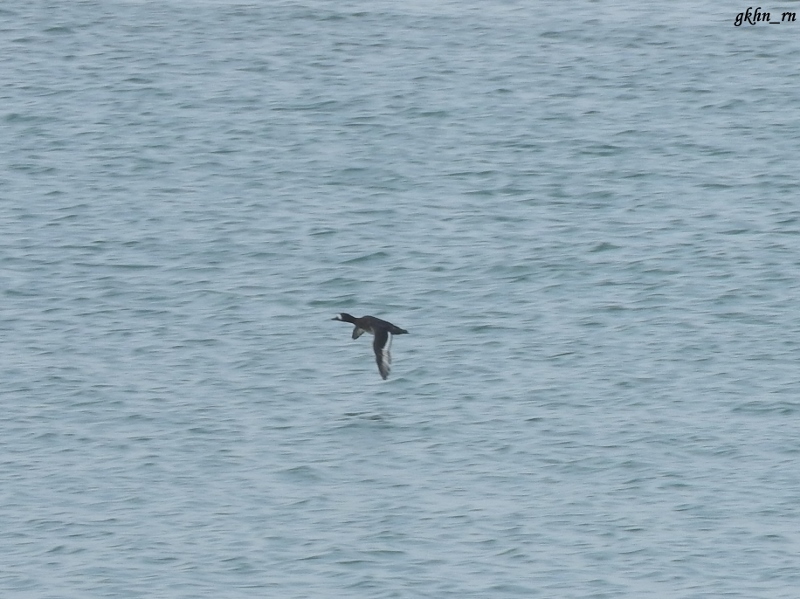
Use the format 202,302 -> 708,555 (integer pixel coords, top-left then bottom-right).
332,313 -> 408,379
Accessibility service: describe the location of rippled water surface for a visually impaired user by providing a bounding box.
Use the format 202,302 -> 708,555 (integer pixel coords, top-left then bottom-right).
2,2 -> 800,597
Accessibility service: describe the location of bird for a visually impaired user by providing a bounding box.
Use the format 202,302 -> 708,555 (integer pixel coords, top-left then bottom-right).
332,313 -> 408,379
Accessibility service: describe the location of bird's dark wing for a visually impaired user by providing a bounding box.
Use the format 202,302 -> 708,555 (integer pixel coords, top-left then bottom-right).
373,329 -> 392,379
352,326 -> 365,340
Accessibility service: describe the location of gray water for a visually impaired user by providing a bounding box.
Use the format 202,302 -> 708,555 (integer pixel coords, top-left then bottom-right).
2,1 -> 800,597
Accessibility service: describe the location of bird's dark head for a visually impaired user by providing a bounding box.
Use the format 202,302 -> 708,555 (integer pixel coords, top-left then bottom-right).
332,313 -> 355,323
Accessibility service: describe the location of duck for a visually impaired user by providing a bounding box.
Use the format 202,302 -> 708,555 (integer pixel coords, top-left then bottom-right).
332,313 -> 408,379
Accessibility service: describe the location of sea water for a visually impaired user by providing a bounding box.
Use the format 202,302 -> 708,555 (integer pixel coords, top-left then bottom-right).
2,2 -> 799,597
